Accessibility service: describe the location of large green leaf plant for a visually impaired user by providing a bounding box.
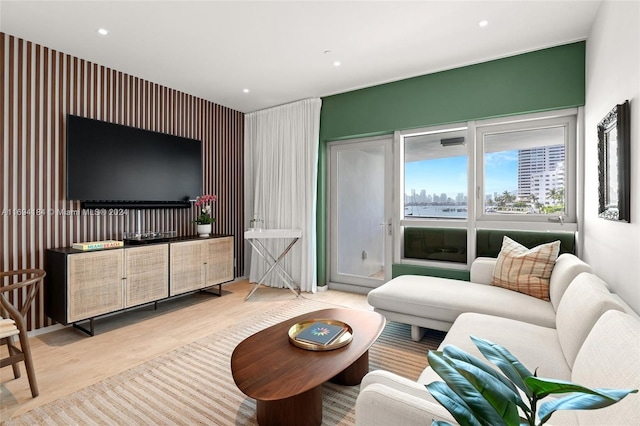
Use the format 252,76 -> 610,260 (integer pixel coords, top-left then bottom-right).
426,336 -> 637,426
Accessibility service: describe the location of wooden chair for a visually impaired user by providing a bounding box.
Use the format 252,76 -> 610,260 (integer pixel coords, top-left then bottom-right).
1,269 -> 46,398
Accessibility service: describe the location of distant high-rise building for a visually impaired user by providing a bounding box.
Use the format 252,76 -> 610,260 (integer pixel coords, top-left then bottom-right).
531,161 -> 565,205
518,145 -> 565,199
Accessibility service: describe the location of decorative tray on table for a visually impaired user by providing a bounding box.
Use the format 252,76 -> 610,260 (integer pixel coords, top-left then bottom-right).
288,319 -> 353,351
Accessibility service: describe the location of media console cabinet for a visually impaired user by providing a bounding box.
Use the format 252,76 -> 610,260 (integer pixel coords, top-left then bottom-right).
45,235 -> 234,336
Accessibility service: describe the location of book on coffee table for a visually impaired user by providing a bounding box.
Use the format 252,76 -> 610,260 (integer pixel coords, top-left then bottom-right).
295,321 -> 348,346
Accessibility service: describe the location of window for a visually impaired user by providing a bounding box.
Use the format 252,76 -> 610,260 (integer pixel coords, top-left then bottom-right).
403,127 -> 468,219
400,125 -> 469,264
396,110 -> 578,268
476,114 -> 576,223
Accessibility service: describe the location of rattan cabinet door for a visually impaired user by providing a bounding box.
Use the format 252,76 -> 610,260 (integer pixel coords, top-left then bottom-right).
169,240 -> 204,296
67,250 -> 124,323
125,244 -> 169,307
203,236 -> 234,286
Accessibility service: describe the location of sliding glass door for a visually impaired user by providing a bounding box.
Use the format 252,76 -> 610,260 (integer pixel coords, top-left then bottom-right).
328,136 -> 393,291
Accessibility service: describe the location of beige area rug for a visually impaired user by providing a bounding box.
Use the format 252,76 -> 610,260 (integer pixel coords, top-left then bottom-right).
5,298 -> 444,426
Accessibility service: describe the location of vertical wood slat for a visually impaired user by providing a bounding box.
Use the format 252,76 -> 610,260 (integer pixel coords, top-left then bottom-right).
1,32 -> 245,331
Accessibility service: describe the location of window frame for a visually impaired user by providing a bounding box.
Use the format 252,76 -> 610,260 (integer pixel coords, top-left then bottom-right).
475,110 -> 577,225
396,123 -> 474,269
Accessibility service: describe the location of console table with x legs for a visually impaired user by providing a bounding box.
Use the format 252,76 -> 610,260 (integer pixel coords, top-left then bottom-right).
244,229 -> 302,300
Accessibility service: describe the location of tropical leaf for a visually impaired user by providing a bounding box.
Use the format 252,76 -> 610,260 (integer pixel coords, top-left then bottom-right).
443,345 -> 521,396
537,387 -> 638,423
525,376 -> 628,399
471,336 -> 534,397
426,381 -> 485,426
448,357 -> 522,425
427,351 -> 507,426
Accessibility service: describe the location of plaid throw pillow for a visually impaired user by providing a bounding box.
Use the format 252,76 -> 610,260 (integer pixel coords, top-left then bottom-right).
491,236 -> 561,300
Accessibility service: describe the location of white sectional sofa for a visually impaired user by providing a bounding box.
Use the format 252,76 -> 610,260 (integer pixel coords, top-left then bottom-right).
358,255 -> 640,425
368,253 -> 591,340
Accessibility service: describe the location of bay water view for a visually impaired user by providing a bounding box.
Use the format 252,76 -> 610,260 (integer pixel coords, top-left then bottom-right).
405,205 -> 467,218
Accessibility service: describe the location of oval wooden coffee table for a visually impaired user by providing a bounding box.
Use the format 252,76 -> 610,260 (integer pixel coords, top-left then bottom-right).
231,308 -> 386,426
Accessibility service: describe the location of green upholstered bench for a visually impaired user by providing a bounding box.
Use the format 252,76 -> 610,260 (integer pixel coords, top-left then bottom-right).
395,228 -> 575,280
476,229 -> 575,257
403,227 -> 466,263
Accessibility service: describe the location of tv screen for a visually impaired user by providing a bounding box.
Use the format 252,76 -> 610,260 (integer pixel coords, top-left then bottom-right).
66,115 -> 202,208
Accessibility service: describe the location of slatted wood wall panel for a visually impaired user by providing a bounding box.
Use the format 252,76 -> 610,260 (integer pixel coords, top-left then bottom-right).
1,33 -> 245,331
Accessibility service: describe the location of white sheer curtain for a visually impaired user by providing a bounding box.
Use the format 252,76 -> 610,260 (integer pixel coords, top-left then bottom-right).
244,98 -> 321,293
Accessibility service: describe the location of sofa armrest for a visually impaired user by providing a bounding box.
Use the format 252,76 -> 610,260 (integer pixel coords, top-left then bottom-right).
356,383 -> 455,426
362,370 -> 433,400
469,257 -> 496,285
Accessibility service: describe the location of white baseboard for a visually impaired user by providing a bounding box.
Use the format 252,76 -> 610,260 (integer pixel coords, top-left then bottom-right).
28,323 -> 67,337
327,282 -> 373,295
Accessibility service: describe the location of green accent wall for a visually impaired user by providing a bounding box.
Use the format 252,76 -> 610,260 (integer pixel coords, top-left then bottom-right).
318,42 -> 586,285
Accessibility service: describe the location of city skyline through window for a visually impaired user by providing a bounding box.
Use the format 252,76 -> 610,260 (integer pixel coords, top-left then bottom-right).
405,147 -> 566,218
405,153 -> 521,201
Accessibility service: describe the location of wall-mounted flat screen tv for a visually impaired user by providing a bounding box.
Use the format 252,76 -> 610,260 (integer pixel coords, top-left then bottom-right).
66,115 -> 202,208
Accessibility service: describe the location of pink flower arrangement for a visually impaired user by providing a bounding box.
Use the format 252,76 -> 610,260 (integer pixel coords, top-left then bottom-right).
194,194 -> 217,224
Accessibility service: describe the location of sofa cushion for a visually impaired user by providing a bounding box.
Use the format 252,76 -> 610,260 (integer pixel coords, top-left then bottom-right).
555,273 -> 626,367
368,275 -> 557,329
548,253 -> 591,311
492,237 -> 560,300
571,310 -> 640,426
430,312 -> 572,381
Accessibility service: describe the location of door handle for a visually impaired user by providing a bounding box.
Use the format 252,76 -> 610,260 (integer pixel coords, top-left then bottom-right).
379,220 -> 392,235
548,215 -> 565,224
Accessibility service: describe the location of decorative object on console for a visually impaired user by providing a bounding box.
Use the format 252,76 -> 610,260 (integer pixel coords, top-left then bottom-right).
193,194 -> 217,237
72,240 -> 124,251
491,236 -> 560,300
122,231 -> 177,244
248,213 -> 264,231
197,224 -> 212,238
426,336 -> 637,426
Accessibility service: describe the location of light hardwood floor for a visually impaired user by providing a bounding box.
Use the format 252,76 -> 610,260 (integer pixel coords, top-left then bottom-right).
1,280 -> 371,421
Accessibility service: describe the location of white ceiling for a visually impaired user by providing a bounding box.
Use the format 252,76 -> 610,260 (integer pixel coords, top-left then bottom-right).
0,0 -> 602,113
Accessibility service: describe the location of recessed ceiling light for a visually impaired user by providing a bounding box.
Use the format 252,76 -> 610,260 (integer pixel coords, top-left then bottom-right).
478,20 -> 488,28
243,88 -> 250,93
97,28 -> 109,36
333,61 -> 341,67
